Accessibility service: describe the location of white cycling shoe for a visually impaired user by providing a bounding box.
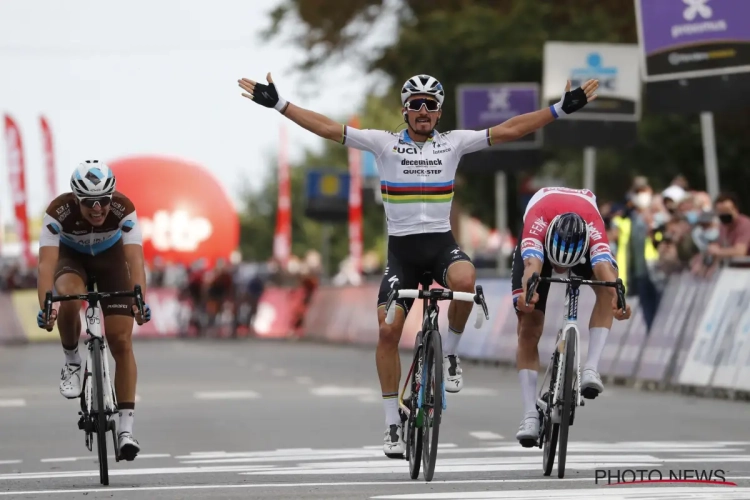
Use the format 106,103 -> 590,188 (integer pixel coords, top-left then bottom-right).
59,363 -> 82,399
515,411 -> 540,448
383,424 -> 405,458
444,355 -> 463,393
581,368 -> 604,399
118,432 -> 141,461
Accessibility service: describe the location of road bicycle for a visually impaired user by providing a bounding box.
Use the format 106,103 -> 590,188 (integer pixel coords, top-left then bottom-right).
384,272 -> 489,482
525,271 -> 626,479
44,276 -> 145,486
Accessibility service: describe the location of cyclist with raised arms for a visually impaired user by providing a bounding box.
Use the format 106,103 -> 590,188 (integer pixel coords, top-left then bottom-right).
36,161 -> 152,461
238,72 -> 598,457
513,187 -> 632,447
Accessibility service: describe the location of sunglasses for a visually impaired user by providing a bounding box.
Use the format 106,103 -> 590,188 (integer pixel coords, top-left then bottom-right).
405,98 -> 440,112
79,196 -> 112,208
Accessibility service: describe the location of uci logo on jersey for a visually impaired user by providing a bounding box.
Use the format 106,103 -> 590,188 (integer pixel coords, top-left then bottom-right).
393,146 -> 418,155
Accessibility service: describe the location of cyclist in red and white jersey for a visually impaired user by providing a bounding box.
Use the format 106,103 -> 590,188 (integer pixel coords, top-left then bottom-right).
512,187 -> 631,447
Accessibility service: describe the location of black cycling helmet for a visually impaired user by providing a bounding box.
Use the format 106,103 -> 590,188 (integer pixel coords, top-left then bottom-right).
545,213 -> 590,267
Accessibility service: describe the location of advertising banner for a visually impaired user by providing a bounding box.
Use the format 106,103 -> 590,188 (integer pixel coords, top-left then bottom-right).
670,274 -> 716,386
600,297 -> 641,377
636,273 -> 699,383
543,42 -> 641,121
609,299 -> 649,379
678,269 -> 750,387
635,0 -> 750,81
457,84 -> 541,149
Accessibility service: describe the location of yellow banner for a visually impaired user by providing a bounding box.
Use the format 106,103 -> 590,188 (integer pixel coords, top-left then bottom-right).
11,289 -> 58,342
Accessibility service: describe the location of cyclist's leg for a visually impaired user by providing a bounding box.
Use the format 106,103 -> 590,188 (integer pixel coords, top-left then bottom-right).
576,257 -> 619,397
376,250 -> 418,456
95,243 -> 140,456
511,241 -> 551,445
53,246 -> 88,399
433,232 -> 475,392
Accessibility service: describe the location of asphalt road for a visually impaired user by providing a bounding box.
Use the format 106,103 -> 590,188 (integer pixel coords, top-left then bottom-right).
1,338 -> 750,499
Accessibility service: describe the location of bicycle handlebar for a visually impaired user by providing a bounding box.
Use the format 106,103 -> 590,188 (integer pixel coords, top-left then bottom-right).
524,272 -> 626,312
43,285 -> 145,332
384,280 -> 490,328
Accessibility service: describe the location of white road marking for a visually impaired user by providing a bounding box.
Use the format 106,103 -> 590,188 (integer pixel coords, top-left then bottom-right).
0,461 -> 21,465
193,391 -> 259,400
451,388 -> 498,396
0,399 -> 26,407
295,376 -> 313,385
4,481 -> 750,497
311,386 -> 378,397
40,454 -> 170,463
372,487 -> 750,499
244,459 -> 664,475
0,465 -> 275,481
271,368 -> 286,376
470,431 -> 504,440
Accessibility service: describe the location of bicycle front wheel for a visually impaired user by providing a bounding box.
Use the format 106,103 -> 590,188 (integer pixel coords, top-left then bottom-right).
92,338 -> 109,486
421,330 -> 443,482
557,327 -> 576,479
407,331 -> 423,480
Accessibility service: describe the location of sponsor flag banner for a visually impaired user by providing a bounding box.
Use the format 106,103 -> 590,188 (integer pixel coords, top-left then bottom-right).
635,0 -> 750,81
543,42 -> 641,121
457,83 -> 540,150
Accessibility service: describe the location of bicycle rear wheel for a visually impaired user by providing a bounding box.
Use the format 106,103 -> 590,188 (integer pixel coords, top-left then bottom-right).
92,338 -> 109,486
421,330 -> 443,482
557,327 -> 576,479
407,331 -> 423,480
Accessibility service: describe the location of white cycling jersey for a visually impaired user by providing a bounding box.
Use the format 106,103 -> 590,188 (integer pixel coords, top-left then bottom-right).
343,127 -> 492,236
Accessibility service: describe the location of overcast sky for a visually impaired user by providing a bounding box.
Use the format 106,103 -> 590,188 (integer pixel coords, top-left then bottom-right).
0,0 -> 392,223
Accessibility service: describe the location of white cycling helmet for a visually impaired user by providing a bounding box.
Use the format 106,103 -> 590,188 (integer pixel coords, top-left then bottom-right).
401,74 -> 445,106
545,213 -> 591,268
70,160 -> 116,198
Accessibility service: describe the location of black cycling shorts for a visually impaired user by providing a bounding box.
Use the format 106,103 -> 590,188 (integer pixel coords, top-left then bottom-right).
378,231 -> 471,316
510,239 -> 594,314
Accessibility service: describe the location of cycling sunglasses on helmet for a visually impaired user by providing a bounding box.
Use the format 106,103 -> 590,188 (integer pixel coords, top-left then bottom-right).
405,98 -> 440,112
79,195 -> 112,208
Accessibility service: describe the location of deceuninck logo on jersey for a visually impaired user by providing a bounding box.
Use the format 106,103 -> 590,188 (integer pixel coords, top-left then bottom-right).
456,83 -> 540,150
543,41 -> 641,122
635,0 -> 750,81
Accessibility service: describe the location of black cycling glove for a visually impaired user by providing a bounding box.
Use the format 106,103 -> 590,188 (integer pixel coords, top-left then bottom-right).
251,81 -> 289,113
550,86 -> 589,118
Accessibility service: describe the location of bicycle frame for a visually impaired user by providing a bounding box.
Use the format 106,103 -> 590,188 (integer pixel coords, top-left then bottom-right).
83,284 -> 117,418
538,272 -> 582,425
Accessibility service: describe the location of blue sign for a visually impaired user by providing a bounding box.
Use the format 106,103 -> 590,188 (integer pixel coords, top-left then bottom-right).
305,170 -> 350,222
456,83 -> 541,150
571,53 -> 618,91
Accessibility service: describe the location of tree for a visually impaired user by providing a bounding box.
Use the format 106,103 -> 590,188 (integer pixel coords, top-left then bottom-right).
238,94 -> 403,270
267,0 -> 750,224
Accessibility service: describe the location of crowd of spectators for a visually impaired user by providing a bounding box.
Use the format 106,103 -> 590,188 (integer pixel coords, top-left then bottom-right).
600,175 -> 750,333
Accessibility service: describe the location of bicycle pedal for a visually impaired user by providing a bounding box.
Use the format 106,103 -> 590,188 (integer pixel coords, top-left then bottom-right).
519,438 -> 538,448
581,388 -> 599,400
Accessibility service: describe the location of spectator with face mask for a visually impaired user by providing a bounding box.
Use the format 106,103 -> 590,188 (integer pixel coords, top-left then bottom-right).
627,182 -> 661,332
707,192 -> 750,264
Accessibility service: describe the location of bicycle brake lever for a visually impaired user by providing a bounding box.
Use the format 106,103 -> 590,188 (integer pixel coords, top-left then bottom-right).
44,291 -> 54,332
384,281 -> 400,325
525,272 -> 540,306
615,278 -> 626,312
475,285 -> 489,320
